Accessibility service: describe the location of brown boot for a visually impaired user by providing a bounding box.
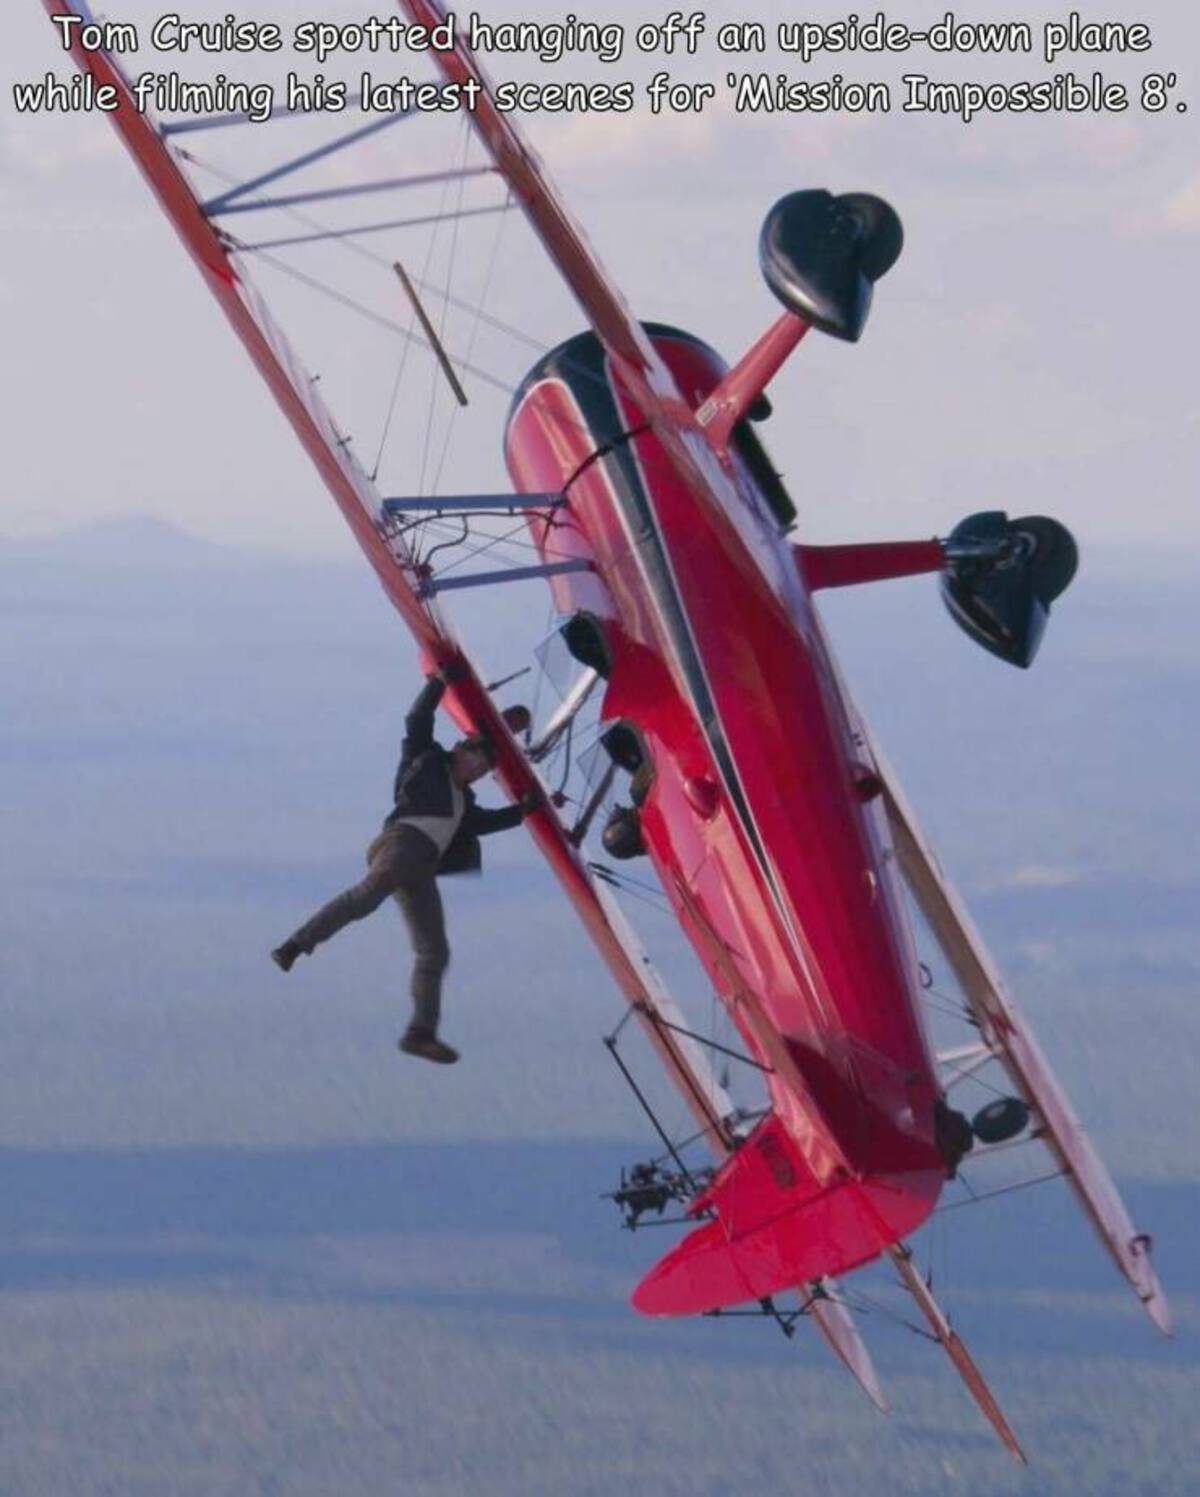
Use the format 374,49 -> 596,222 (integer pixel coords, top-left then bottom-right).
271,940 -> 303,973
398,1028 -> 459,1065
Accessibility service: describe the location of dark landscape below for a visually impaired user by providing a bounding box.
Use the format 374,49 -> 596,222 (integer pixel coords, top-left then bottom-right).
3,520 -> 1196,1495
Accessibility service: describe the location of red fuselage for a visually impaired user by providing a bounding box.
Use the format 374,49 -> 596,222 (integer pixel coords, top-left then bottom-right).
506,327 -> 947,1289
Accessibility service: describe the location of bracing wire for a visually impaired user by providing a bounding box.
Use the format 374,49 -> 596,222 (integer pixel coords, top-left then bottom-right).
178,146 -> 549,356
431,186 -> 512,497
418,121 -> 468,499
429,118 -> 474,490
243,246 -> 517,396
933,1168 -> 1066,1216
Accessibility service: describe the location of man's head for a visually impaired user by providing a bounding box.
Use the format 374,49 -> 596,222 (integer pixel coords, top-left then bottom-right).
501,704 -> 532,737
450,735 -> 496,785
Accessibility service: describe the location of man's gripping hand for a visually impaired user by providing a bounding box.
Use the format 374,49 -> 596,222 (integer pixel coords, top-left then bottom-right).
519,788 -> 567,817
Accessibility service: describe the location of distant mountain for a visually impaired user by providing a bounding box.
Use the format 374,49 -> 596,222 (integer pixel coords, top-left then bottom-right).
0,514 -> 243,567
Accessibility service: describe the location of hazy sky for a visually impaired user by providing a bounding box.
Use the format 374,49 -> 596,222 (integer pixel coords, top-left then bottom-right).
3,0 -> 1198,558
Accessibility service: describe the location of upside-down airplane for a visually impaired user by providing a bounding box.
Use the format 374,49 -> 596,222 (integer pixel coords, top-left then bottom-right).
43,0 -> 1171,1460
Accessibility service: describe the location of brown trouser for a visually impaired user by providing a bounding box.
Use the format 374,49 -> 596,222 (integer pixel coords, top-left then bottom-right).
286,823 -> 449,1033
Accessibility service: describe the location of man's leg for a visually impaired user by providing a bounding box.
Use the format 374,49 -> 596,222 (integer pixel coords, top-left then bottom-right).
270,868 -> 398,970
273,843 -> 404,968
392,874 -> 450,1037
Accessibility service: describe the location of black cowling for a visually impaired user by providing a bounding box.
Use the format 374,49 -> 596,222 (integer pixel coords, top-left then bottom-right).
602,805 -> 645,860
759,190 -> 904,342
941,511 -> 1079,669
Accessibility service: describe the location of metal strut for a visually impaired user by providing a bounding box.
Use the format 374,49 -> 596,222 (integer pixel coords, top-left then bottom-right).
417,560 -> 592,598
200,109 -> 416,215
394,260 -> 469,408
601,1035 -> 707,1199
162,93 -> 371,136
638,1005 -> 774,1074
236,202 -> 513,254
210,165 -> 498,218
703,1298 -> 803,1340
382,494 -> 564,516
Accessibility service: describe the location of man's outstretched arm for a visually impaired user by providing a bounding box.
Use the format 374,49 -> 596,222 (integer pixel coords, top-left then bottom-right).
465,804 -> 525,837
465,791 -> 542,838
400,673 -> 448,764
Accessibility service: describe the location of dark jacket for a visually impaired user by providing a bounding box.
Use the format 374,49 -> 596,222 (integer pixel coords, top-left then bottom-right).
384,676 -> 523,875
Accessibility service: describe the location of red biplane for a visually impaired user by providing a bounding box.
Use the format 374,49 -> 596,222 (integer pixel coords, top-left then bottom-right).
43,0 -> 1171,1461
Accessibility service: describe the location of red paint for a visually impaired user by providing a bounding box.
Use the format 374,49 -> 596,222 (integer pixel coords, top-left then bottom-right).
697,312 -> 810,449
798,540 -> 946,590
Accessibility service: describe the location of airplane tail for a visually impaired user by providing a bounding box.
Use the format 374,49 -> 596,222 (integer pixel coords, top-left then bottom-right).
631,1114 -> 942,1317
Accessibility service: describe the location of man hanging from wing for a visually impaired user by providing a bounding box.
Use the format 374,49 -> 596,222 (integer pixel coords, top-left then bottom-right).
271,664 -> 539,1064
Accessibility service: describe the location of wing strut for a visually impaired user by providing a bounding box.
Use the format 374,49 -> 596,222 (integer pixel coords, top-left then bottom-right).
807,1282 -> 890,1413
890,1244 -> 1026,1463
200,110 -> 415,215
394,261 -> 469,407
872,737 -> 1171,1335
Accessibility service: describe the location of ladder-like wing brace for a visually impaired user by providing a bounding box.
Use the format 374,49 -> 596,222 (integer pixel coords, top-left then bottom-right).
874,740 -> 1171,1336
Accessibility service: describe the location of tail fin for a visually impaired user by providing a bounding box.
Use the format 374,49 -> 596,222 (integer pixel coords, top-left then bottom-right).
631,1114 -> 941,1317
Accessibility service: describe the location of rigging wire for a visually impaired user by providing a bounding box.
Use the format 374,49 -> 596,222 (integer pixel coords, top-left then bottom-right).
370,161 -> 461,484
920,991 -> 981,1028
181,140 -> 632,481
179,146 -> 547,353
431,186 -> 513,497
418,119 -> 468,500
527,601 -> 556,743
176,140 -> 611,404
933,1168 -> 1066,1216
838,1285 -> 938,1343
590,872 -> 673,919
939,1055 -> 1016,1103
427,514 -> 561,579
241,246 -> 517,396
173,132 -> 650,468
389,513 -> 581,581
179,146 -> 520,398
428,116 -> 473,498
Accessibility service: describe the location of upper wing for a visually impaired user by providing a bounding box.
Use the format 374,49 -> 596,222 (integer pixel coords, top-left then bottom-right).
872,735 -> 1171,1335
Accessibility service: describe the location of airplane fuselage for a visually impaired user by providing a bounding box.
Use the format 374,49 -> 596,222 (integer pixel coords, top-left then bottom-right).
506,327 -> 948,1284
